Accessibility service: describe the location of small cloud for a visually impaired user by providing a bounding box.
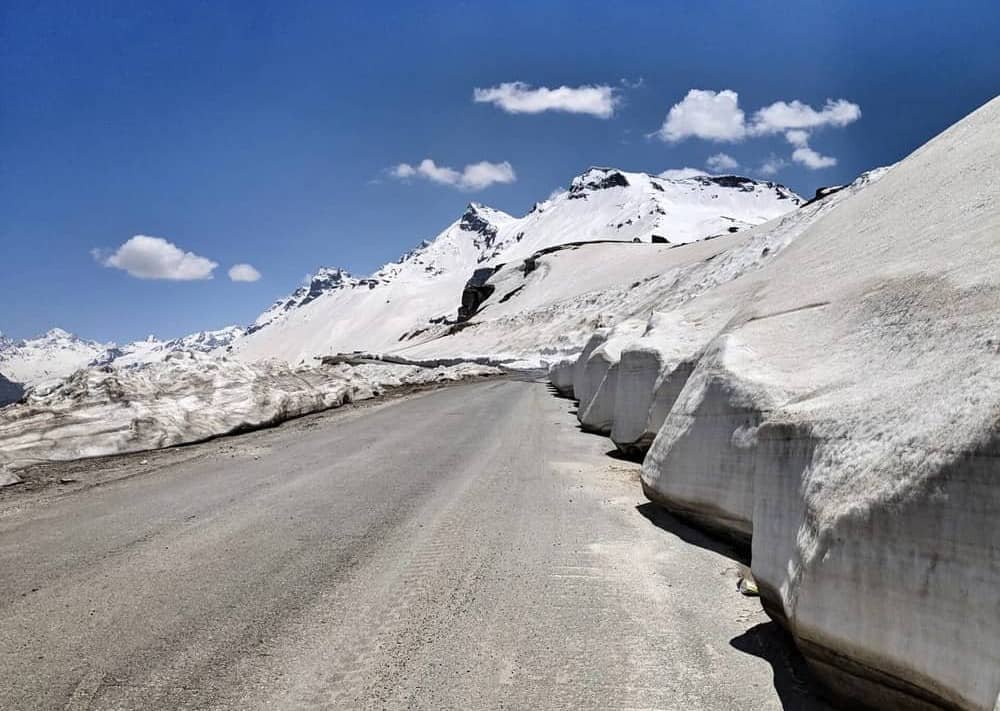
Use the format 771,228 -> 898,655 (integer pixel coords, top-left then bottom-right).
784,129 -> 811,148
389,158 -> 516,191
620,77 -> 644,89
749,99 -> 861,135
759,155 -> 787,176
791,146 -> 837,169
228,263 -> 261,282
658,167 -> 707,180
654,89 -> 747,142
784,129 -> 837,169
390,163 -> 416,178
93,235 -> 217,280
473,81 -> 618,118
706,152 -> 739,172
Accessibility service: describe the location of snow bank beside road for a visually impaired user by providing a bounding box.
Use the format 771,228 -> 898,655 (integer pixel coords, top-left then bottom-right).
552,96 -> 1000,710
0,353 -> 499,471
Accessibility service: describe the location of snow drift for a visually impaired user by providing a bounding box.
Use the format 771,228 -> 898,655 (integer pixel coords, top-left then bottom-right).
0,353 -> 499,471
554,96 -> 1000,709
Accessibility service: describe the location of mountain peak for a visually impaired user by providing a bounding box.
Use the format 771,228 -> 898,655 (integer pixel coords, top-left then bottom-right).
570,167 -> 631,196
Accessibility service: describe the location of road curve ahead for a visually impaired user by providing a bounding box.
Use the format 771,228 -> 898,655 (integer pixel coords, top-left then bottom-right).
0,378 -> 830,710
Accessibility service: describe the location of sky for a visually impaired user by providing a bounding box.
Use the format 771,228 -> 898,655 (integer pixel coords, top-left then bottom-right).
2,0 -> 998,343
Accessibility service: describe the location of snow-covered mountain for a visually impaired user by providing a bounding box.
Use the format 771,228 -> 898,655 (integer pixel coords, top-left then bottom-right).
0,329 -> 110,387
230,169 -> 801,364
0,326 -> 246,387
250,268 -> 358,333
90,326 -> 246,368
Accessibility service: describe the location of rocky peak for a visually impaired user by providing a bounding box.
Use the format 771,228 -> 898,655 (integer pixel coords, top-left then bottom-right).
293,267 -> 356,308
569,168 -> 631,198
459,203 -> 497,235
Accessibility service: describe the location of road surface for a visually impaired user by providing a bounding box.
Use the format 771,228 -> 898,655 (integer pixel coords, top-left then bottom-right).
0,378 -> 830,710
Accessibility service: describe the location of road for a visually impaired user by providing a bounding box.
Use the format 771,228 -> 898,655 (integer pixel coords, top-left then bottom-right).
0,378 -> 830,710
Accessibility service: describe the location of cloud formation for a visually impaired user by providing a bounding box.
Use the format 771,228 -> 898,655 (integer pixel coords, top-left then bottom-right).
654,89 -> 860,172
390,158 -> 516,191
655,89 -> 746,142
706,152 -> 739,171
93,235 -> 217,280
758,155 -> 788,176
750,99 -> 861,134
228,263 -> 261,282
473,82 -> 618,118
658,167 -> 708,180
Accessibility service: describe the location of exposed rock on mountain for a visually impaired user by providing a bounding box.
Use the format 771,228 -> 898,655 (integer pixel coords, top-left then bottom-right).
250,268 -> 358,333
0,373 -> 23,407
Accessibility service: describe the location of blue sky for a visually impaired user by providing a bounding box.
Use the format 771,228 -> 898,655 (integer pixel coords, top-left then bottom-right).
2,0 -> 998,343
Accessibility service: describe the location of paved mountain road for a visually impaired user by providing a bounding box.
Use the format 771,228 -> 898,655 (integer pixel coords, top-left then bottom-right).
0,378 -> 830,710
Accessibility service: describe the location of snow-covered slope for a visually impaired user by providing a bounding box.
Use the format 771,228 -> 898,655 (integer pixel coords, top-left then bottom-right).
395,168 -> 880,367
555,96 -> 1000,710
0,329 -> 109,387
229,170 -> 801,365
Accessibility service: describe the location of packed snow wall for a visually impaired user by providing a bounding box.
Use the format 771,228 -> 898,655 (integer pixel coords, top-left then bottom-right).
550,96 -> 1000,710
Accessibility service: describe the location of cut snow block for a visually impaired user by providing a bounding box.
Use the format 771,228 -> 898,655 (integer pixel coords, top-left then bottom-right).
641,96 -> 1000,710
547,358 -> 576,397
577,319 -> 649,433
752,423 -> 1000,711
611,347 -> 693,459
578,350 -> 618,434
640,356 -> 769,545
571,330 -> 609,409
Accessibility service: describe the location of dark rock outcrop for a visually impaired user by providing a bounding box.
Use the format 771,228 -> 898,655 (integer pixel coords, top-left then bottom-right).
0,372 -> 23,407
457,266 -> 500,321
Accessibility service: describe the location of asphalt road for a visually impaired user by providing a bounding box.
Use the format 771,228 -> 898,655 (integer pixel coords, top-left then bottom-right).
0,378 -> 831,710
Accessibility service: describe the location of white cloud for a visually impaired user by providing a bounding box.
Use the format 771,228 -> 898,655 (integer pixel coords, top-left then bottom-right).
93,235 -> 217,280
750,98 -> 861,135
658,167 -> 707,180
654,89 -> 860,172
473,82 -> 618,118
706,152 -> 739,172
784,129 -> 837,169
784,129 -> 810,147
390,158 -> 516,191
228,263 -> 261,282
791,146 -> 837,169
390,163 -> 416,178
654,89 -> 747,142
759,156 -> 787,176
